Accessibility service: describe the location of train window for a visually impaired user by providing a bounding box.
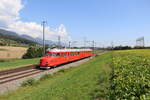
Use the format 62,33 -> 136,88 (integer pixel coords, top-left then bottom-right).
56,53 -> 60,56
64,53 -> 67,57
70,52 -> 74,56
74,52 -> 77,55
51,53 -> 56,57
45,53 -> 51,56
60,53 -> 63,57
50,53 -> 60,57
61,53 -> 63,56
78,52 -> 80,55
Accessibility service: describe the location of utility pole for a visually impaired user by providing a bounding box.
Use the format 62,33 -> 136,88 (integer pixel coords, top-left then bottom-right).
68,41 -> 77,48
84,37 -> 86,48
92,40 -> 95,56
142,37 -> 145,47
111,41 -> 114,50
92,40 -> 95,49
69,41 -> 71,48
58,36 -> 61,48
42,21 -> 47,56
136,37 -> 145,47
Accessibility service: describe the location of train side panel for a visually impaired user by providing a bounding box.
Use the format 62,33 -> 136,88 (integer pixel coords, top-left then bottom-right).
40,49 -> 93,68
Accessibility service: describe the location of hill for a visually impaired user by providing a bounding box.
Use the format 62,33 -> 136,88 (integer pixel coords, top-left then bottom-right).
0,29 -> 38,46
0,28 -> 66,47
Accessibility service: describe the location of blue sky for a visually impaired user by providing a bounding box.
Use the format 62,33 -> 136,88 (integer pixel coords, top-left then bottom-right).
1,0 -> 150,46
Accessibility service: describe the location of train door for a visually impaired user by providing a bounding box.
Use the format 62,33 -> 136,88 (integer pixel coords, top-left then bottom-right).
68,52 -> 71,62
54,53 -> 61,65
61,52 -> 68,63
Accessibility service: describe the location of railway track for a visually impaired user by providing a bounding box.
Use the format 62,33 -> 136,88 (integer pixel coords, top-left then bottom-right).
0,51 -> 107,85
0,65 -> 44,84
0,65 -> 36,76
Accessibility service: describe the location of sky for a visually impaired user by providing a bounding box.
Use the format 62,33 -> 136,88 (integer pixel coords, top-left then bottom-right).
0,0 -> 150,47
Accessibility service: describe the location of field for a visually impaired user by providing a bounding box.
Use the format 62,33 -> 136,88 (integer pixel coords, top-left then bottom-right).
0,53 -> 112,100
109,49 -> 150,100
0,58 -> 40,70
0,49 -> 150,100
0,46 -> 27,59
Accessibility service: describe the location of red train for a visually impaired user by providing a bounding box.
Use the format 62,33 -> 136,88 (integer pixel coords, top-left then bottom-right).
39,48 -> 93,69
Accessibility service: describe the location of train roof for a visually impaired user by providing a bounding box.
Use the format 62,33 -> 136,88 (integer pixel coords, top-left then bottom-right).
46,48 -> 92,52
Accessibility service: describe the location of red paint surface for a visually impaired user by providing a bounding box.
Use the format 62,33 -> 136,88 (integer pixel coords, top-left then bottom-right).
39,51 -> 93,68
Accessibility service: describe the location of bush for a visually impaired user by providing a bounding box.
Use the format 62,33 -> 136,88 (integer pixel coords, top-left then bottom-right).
113,46 -> 132,50
40,74 -> 52,81
22,45 -> 50,59
21,78 -> 36,87
22,46 -> 44,59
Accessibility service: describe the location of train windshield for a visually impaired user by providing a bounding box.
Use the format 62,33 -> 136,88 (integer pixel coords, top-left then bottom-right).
45,53 -> 60,57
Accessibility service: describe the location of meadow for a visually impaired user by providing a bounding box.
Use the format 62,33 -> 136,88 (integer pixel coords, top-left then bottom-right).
0,49 -> 150,100
0,46 -> 40,70
0,58 -> 40,70
0,53 -> 112,100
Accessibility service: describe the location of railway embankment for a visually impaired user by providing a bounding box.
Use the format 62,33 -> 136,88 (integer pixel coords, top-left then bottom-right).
0,56 -> 93,94
0,51 -> 111,100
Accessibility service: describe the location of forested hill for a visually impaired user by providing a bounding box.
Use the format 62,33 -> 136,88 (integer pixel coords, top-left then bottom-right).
0,29 -> 39,46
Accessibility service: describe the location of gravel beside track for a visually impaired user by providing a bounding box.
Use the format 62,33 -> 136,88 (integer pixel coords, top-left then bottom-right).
0,57 -> 91,94
0,51 -> 107,94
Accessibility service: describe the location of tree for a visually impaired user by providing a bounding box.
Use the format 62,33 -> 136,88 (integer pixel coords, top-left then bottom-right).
22,46 -> 49,59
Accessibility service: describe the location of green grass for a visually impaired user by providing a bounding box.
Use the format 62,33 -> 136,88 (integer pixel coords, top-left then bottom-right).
95,49 -> 103,53
109,49 -> 150,99
0,53 -> 112,100
0,58 -> 40,70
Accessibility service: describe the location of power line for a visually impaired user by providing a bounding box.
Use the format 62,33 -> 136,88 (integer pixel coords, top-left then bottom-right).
136,37 -> 145,47
68,41 -> 78,48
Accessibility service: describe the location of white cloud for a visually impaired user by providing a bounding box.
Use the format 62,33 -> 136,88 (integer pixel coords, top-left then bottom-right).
0,0 -> 23,26
9,21 -> 71,42
0,0 -> 71,43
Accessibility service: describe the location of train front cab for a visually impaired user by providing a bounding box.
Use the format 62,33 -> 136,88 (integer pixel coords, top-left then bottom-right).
40,52 -> 61,69
40,52 -> 70,69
